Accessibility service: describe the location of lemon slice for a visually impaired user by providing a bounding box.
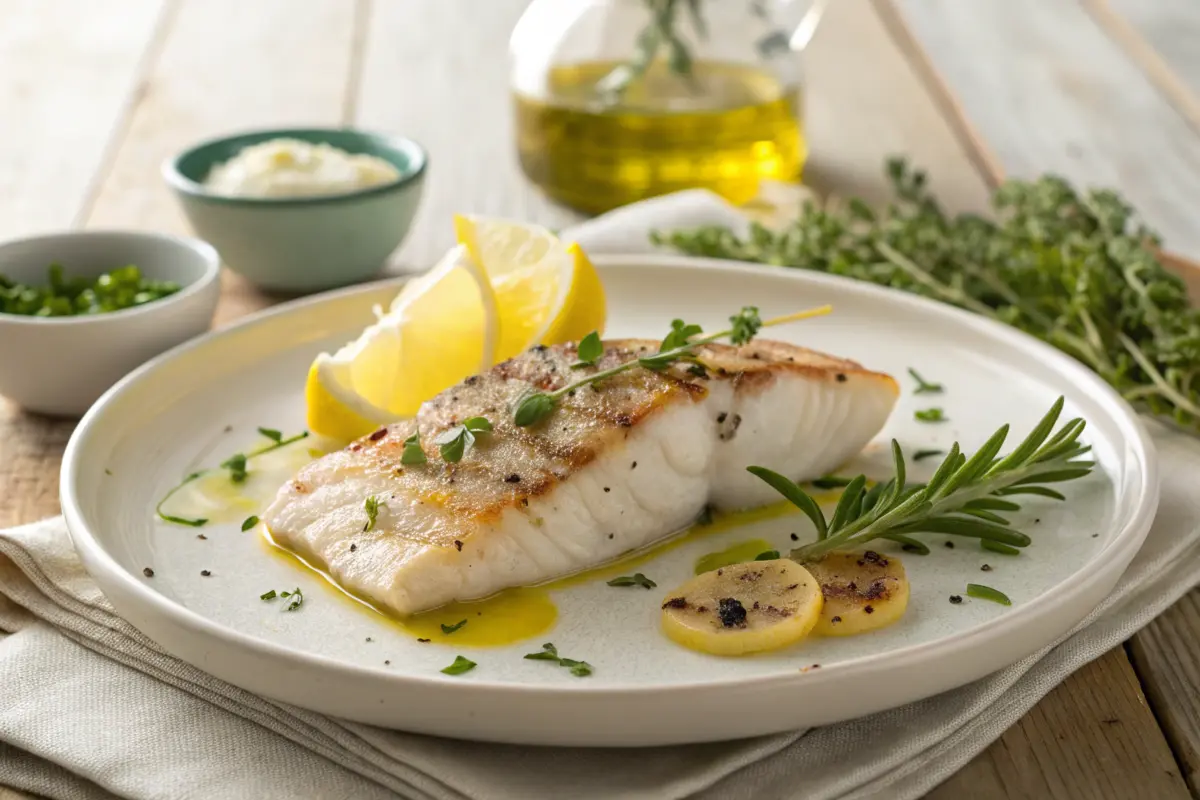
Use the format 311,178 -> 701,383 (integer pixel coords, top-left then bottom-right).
305,245 -> 498,441
453,214 -> 606,360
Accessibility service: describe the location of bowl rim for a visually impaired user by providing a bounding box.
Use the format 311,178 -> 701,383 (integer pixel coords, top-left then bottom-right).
0,229 -> 221,326
161,126 -> 429,207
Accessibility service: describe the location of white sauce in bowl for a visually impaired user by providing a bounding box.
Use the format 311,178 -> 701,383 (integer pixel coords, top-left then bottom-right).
202,138 -> 402,198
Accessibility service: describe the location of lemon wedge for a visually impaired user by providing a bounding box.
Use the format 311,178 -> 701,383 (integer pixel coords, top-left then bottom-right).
305,217 -> 607,442
453,214 -> 606,360
305,245 -> 499,441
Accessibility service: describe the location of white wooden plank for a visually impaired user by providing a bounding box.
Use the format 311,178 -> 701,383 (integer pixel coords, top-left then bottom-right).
895,0 -> 1200,261
0,0 -> 164,239
354,0 -> 582,272
83,0 -> 358,236
1100,0 -> 1200,99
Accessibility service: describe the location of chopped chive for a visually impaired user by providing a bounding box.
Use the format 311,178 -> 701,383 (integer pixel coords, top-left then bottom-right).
914,407 -> 947,423
966,583 -> 1012,606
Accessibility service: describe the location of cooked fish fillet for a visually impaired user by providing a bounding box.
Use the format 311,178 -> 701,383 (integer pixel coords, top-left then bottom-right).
263,339 -> 899,616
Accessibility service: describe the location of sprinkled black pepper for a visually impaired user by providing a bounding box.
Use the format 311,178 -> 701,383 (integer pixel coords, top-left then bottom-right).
385,660 -> 391,665
200,570 -> 211,577
350,543 -> 358,552
505,474 -> 521,483
453,540 -> 463,552
368,427 -> 388,441
981,564 -> 992,572
603,487 -> 611,492
662,597 -> 688,610
365,637 -> 373,642
417,638 -> 431,643
631,461 -> 637,469
790,533 -> 799,541
830,615 -> 842,624
863,605 -> 874,614
142,567 -> 154,578
944,541 -> 955,549
949,595 -> 963,604
835,373 -> 846,382
716,412 -> 728,423
197,534 -> 207,540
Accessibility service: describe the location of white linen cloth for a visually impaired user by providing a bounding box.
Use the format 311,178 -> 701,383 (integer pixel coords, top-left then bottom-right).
2,188 -> 1197,800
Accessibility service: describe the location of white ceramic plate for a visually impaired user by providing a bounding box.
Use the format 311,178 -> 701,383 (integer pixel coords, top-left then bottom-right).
61,256 -> 1158,747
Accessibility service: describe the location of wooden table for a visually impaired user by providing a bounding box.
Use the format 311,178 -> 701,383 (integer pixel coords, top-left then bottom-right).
2,1 -> 1199,797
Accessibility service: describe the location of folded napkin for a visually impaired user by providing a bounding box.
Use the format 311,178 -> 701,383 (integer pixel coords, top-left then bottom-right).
3,189 -> 1199,800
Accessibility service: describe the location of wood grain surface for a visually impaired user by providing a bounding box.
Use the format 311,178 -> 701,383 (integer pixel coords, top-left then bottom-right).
0,0 -> 1198,797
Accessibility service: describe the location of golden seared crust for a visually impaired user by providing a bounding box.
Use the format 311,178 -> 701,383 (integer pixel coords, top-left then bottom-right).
302,338 -> 895,548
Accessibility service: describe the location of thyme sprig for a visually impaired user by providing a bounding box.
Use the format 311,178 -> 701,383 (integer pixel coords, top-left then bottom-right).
513,304 -> 831,427
652,158 -> 1200,434
747,397 -> 1093,561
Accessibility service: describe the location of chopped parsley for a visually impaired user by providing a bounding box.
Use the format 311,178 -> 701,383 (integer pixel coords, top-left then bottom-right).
441,655 -> 477,675
522,642 -> 592,677
571,331 -> 604,367
400,431 -> 427,465
363,495 -> 387,532
914,407 -> 947,423
440,619 -> 467,634
606,572 -> 656,589
907,368 -> 943,394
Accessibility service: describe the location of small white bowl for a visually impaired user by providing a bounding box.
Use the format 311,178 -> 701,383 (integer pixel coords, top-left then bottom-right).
0,230 -> 221,417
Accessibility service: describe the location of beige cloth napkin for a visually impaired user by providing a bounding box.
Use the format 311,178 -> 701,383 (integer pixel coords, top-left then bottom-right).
2,190 -> 1199,800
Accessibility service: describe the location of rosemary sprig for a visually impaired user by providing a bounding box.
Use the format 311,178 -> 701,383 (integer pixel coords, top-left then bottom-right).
747,396 -> 1093,561
513,304 -> 831,427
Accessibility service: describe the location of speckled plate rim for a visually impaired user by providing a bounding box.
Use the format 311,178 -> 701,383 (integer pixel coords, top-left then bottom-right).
60,255 -> 1159,746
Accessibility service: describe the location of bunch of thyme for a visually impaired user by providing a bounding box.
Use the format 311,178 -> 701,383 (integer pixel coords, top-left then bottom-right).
652,158 -> 1200,433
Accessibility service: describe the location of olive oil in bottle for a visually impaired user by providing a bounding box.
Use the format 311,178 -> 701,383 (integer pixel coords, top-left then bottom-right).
514,60 -> 805,214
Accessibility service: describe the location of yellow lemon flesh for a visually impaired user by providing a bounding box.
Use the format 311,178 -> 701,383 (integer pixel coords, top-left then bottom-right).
805,550 -> 910,637
660,559 -> 823,656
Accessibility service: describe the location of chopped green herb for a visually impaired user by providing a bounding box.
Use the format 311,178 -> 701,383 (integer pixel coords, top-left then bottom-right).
606,572 -> 656,589
0,263 -> 181,317
279,587 -> 304,611
363,495 -> 386,532
908,368 -> 943,394
513,391 -> 556,427
400,431 -> 427,465
260,589 -> 277,600
434,416 -> 492,463
522,642 -> 592,677
728,306 -> 763,345
981,540 -> 1022,556
441,655 -> 477,675
221,452 -> 248,483
241,515 -> 259,532
754,550 -> 781,561
572,331 -> 604,367
913,449 -> 945,461
440,619 -> 467,634
159,513 -> 208,527
914,408 -> 946,423
257,427 -> 283,443
660,319 -> 703,352
966,583 -> 1012,605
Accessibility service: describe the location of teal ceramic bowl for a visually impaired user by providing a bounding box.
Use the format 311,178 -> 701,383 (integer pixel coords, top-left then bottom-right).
163,128 -> 427,293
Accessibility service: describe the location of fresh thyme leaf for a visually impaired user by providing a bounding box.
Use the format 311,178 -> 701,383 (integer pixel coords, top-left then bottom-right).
728,306 -> 763,345
755,550 -> 781,561
363,495 -> 387,532
257,427 -> 283,443
915,408 -> 947,423
438,430 -> 468,463
400,431 -> 427,465
748,397 -> 1093,561
606,572 -> 656,589
652,157 -> 1200,436
221,452 -> 248,483
441,655 -> 477,675
908,369 -> 943,394
524,642 -> 560,661
572,331 -> 604,368
463,416 -> 492,433
913,449 -> 946,461
241,515 -> 259,532
440,619 -> 467,634
564,659 -> 593,677
260,589 -> 277,600
510,305 -> 831,427
966,583 -> 1012,605
661,319 -> 703,352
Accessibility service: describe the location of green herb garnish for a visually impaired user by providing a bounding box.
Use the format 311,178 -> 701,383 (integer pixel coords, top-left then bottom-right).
572,331 -> 604,368
400,431 -> 427,465
522,642 -> 593,677
154,471 -> 208,527
441,655 -> 477,675
606,573 -> 656,589
435,416 -> 492,463
241,515 -> 259,532
363,495 -> 386,532
653,157 -> 1200,435
260,589 -> 277,600
0,263 -> 181,317
441,619 -> 467,634
748,397 -> 1092,561
221,453 -> 248,483
280,587 -> 304,611
513,305 -> 830,427
660,318 -> 704,352
913,449 -> 945,461
257,427 -> 283,443
908,369 -> 943,394
914,408 -> 946,423
966,583 -> 1012,605
754,550 -> 781,561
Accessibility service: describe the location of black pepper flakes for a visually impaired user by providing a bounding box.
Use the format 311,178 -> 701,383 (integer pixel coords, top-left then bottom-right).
142,567 -> 154,578
790,533 -> 799,541
830,615 -> 842,624
981,564 -> 992,572
453,540 -> 463,552
350,543 -> 358,552
944,541 -> 955,549
368,427 -> 388,441
505,474 -> 521,483
662,597 -> 689,610
197,534 -> 207,541
631,461 -> 637,469
949,595 -> 963,604
417,638 -> 431,643
835,373 -> 846,382
366,637 -> 373,642
603,487 -> 611,493
384,660 -> 391,665
863,605 -> 874,614
716,412 -> 728,423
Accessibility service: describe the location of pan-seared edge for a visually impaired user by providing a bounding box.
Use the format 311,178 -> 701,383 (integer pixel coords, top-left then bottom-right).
263,339 -> 899,615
